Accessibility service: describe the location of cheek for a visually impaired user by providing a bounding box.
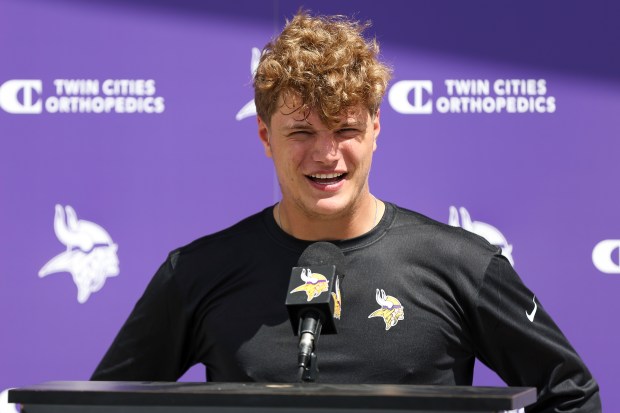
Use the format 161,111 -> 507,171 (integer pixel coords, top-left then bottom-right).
278,142 -> 308,167
272,147 -> 302,182
341,141 -> 374,168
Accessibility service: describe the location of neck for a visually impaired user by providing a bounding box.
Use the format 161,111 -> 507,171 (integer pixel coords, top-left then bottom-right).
275,194 -> 385,241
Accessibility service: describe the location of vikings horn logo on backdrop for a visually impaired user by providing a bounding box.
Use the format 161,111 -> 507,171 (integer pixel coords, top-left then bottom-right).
235,47 -> 261,121
368,289 -> 404,330
290,268 -> 329,302
449,206 -> 514,266
39,204 -> 119,303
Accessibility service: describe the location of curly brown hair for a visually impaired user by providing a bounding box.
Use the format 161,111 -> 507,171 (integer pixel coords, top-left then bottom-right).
253,10 -> 392,128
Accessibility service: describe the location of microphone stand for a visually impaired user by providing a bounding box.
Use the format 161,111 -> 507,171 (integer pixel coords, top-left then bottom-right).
297,314 -> 321,382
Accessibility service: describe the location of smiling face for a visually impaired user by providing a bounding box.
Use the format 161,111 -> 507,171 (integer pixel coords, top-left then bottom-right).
258,94 -> 380,231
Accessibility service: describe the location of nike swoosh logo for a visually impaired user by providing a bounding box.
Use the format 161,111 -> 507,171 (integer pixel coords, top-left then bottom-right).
526,296 -> 537,322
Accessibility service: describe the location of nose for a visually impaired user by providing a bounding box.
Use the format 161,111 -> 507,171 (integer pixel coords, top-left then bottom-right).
311,132 -> 339,163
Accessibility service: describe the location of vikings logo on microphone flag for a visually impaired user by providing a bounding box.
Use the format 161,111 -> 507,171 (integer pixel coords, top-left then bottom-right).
290,268 -> 329,302
331,276 -> 342,319
368,289 -> 405,331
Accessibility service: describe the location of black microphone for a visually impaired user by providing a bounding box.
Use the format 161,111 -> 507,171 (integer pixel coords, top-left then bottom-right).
285,242 -> 346,382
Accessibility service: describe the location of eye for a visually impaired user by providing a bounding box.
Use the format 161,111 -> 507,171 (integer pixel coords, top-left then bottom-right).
337,128 -> 360,137
288,130 -> 313,138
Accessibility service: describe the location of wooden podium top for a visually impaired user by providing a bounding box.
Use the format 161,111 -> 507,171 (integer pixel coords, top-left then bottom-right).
10,381 -> 536,412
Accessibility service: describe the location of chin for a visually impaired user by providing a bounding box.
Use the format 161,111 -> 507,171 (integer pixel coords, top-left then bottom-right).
311,197 -> 353,217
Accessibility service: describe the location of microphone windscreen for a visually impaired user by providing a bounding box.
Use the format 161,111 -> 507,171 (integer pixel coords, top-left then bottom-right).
287,242 -> 346,335
297,242 -> 346,276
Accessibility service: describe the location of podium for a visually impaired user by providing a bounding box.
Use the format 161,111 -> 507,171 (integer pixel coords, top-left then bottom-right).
9,381 -> 536,413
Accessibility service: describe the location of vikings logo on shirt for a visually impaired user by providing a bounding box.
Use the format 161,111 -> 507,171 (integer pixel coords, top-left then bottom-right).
331,276 -> 342,319
368,289 -> 404,330
290,268 -> 329,302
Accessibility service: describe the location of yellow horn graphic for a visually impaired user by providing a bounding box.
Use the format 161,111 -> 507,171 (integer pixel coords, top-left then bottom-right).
368,288 -> 404,330
290,268 -> 329,301
331,276 -> 342,319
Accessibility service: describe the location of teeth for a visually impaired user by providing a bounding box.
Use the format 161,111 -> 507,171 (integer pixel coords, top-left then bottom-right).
309,173 -> 344,179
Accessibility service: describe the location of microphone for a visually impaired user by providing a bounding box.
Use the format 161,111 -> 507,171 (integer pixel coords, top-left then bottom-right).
285,242 -> 346,382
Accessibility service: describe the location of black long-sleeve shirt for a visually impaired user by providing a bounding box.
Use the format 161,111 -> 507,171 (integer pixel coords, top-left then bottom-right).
92,203 -> 601,412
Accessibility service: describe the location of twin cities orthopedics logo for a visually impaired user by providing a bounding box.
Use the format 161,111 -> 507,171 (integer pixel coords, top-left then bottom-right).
593,239 -> 620,274
389,79 -> 556,115
0,79 -> 165,114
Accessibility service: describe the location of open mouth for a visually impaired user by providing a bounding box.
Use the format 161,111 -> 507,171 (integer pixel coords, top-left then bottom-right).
306,172 -> 347,185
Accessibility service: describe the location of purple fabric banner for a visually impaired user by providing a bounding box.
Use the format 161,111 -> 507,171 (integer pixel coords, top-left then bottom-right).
1,0 -> 618,411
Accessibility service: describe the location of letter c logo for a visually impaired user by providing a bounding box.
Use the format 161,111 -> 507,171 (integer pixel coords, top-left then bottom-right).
592,239 -> 620,274
0,80 -> 43,114
388,80 -> 433,115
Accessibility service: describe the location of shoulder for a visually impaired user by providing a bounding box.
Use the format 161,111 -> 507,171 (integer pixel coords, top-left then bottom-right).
128,208 -> 276,318
161,208 -> 275,280
390,203 -> 496,247
386,203 -> 500,273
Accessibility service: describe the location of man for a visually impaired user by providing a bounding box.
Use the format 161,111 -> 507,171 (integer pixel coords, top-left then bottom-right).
92,11 -> 601,412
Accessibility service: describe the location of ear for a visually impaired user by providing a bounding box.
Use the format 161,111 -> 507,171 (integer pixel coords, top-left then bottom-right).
257,116 -> 272,158
372,109 -> 381,152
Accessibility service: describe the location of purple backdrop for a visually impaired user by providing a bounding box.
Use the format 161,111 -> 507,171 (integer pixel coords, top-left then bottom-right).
1,0 -> 618,411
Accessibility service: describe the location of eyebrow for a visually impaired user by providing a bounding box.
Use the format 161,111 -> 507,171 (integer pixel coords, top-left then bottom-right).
282,122 -> 315,130
282,120 -> 366,131
339,120 -> 365,128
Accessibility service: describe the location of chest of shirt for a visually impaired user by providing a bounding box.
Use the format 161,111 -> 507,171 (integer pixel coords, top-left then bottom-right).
192,255 -> 475,383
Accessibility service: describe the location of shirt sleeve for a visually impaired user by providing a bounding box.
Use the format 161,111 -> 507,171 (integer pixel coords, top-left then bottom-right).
471,253 -> 601,413
91,252 -> 195,381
